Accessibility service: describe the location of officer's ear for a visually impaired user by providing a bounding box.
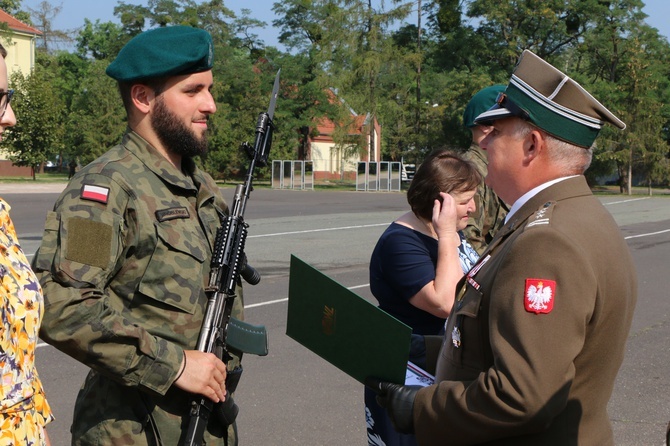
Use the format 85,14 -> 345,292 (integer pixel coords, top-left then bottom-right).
522,128 -> 546,166
130,83 -> 156,115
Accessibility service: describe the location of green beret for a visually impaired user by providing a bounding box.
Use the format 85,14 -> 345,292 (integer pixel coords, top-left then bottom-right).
475,50 -> 625,148
106,26 -> 213,82
463,84 -> 506,128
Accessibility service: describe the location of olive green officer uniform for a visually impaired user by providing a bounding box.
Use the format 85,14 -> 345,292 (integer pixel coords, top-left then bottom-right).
372,50 -> 637,445
33,131 -> 243,445
413,176 -> 636,445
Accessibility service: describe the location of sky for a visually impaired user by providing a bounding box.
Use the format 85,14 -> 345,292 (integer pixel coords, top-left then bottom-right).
19,0 -> 670,50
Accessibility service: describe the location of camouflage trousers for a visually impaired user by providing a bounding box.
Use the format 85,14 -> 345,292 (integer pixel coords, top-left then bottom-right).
71,371 -> 237,446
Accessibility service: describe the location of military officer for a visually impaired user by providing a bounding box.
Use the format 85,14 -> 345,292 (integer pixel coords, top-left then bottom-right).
369,50 -> 638,445
460,85 -> 509,255
32,26 -> 243,445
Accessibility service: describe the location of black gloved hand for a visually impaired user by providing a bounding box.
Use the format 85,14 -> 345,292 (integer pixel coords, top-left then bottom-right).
365,378 -> 420,434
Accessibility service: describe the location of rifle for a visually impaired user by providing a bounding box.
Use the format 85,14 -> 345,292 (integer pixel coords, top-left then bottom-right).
181,69 -> 280,446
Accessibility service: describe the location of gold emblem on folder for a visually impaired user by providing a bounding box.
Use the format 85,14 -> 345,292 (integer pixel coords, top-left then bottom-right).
322,305 -> 336,335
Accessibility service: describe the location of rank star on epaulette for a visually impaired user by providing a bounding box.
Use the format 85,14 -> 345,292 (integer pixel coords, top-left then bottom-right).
527,201 -> 554,229
525,278 -> 556,314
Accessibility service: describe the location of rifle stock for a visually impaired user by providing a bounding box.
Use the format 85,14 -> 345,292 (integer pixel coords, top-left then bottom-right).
181,69 -> 280,446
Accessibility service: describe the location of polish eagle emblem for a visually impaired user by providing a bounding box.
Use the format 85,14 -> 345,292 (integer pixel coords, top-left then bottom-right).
524,279 -> 556,314
322,305 -> 337,335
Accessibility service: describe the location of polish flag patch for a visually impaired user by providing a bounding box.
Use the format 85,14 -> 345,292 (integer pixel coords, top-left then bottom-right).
81,184 -> 110,204
524,278 -> 556,314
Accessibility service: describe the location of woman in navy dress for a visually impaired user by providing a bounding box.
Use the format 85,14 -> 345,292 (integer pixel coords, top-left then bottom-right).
366,150 -> 481,446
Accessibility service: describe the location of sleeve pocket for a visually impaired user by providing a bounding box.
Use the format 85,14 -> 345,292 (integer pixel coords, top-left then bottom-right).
34,209 -> 122,288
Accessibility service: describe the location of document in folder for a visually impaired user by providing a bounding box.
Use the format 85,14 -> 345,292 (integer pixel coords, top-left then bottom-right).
286,255 -> 411,385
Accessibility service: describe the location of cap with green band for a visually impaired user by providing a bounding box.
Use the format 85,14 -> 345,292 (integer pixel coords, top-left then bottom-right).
463,84 -> 506,128
474,50 -> 625,148
106,26 -> 214,82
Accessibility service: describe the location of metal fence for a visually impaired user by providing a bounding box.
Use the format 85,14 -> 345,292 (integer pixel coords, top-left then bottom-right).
271,160 -> 314,190
356,161 -> 401,192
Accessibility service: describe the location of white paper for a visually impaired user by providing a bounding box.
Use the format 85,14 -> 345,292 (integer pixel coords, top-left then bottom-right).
405,361 -> 435,387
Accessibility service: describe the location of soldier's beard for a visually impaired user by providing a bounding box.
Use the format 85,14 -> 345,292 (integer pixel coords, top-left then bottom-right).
151,97 -> 209,158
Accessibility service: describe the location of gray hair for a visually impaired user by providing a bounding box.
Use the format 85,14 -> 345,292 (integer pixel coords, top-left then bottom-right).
511,119 -> 593,174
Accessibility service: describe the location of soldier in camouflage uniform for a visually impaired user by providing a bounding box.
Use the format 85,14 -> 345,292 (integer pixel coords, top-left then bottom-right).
32,26 -> 243,445
460,85 -> 509,255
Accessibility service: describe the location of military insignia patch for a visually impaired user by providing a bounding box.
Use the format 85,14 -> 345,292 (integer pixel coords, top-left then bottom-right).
81,184 -> 110,204
451,326 -> 461,348
524,278 -> 556,314
156,207 -> 190,222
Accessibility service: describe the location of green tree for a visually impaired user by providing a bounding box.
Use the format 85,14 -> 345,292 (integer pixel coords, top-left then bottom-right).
259,48 -> 338,163
75,19 -> 128,60
113,1 -> 150,36
579,0 -> 670,193
231,8 -> 268,59
329,0 -> 413,159
277,0 -> 415,163
602,34 -> 669,193
205,46 -> 261,180
432,69 -> 499,150
114,0 -> 235,39
3,0 -> 669,188
3,67 -> 64,179
0,0 -> 30,23
66,59 -> 126,165
273,0 -> 343,53
465,0 -> 593,72
34,51 -> 89,169
273,0 -> 377,166
376,26 -> 426,162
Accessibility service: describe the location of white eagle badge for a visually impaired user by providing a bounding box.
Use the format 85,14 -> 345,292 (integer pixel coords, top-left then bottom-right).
524,278 -> 556,314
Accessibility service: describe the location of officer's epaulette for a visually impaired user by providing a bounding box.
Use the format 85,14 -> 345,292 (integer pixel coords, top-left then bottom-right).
525,201 -> 556,229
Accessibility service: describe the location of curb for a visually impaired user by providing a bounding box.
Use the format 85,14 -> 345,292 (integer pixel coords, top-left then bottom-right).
0,183 -> 67,194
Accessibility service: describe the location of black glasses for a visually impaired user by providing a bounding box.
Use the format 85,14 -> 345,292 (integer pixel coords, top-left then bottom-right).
496,92 -> 530,121
0,89 -> 14,118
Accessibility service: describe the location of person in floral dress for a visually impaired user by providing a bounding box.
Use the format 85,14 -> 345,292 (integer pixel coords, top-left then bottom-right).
0,42 -> 53,446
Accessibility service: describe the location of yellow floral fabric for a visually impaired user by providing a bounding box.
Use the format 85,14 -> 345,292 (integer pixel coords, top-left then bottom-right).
0,198 -> 53,446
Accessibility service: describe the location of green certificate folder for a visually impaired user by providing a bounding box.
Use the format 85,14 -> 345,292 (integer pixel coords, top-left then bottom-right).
286,255 -> 411,385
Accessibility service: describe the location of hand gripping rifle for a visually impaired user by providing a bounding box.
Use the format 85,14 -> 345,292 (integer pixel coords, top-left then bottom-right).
182,70 -> 280,446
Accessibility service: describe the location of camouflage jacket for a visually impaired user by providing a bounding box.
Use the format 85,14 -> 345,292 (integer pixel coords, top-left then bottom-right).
33,130 -> 242,445
461,144 -> 509,255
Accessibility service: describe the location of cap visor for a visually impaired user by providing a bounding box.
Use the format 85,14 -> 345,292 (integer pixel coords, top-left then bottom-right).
473,104 -> 514,124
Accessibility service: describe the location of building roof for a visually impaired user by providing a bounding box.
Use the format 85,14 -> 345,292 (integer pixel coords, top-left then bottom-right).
0,9 -> 42,36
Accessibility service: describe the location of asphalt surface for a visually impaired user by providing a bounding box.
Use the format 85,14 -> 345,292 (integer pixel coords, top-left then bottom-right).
3,182 -> 669,446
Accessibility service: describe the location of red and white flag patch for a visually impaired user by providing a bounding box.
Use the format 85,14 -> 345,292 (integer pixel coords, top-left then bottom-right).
524,278 -> 556,314
81,184 -> 110,204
